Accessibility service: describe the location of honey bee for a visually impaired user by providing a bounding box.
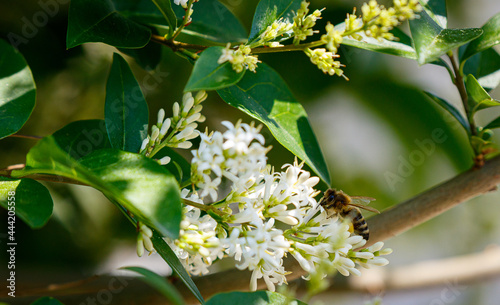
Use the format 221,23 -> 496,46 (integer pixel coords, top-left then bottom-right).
319,189 -> 380,240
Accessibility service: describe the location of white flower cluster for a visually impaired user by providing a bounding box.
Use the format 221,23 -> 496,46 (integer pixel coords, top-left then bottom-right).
165,120 -> 392,292
140,91 -> 207,161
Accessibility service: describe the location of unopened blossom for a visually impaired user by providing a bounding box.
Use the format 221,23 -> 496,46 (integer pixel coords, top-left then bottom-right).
293,1 -> 323,44
136,222 -> 154,257
361,0 -> 421,41
305,48 -> 346,78
218,44 -> 260,73
259,19 -> 294,47
321,23 -> 343,53
140,91 -> 206,156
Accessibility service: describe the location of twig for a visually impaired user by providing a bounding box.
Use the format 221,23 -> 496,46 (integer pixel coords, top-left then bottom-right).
8,134 -> 43,140
448,52 -> 476,136
150,34 -> 207,52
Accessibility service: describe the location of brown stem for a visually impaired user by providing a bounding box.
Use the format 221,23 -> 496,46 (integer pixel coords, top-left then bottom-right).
8,134 -> 43,140
150,34 -> 208,52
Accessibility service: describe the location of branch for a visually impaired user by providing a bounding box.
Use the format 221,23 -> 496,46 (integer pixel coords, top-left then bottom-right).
8,155 -> 500,304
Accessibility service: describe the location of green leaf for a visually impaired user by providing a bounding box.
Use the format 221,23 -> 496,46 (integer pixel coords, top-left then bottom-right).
206,291 -> 307,305
118,29 -> 162,71
424,91 -> 469,132
156,146 -> 191,187
151,231 -> 205,304
466,74 -> 500,113
122,267 -> 184,305
152,0 -> 177,38
0,178 -> 53,229
185,47 -> 245,92
0,39 -> 36,139
217,63 -> 330,185
462,12 -> 500,61
419,0 -> 447,28
336,24 -> 417,60
409,9 -> 482,64
50,120 -> 112,160
12,139 -> 181,239
105,53 -> 149,153
66,0 -> 151,49
30,297 -> 65,305
171,0 -> 247,44
112,0 -> 246,45
247,0 -> 302,45
462,47 -> 500,91
485,116 -> 500,130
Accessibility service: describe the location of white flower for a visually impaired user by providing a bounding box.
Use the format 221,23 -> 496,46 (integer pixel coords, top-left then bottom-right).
173,0 -> 189,8
198,174 -> 221,201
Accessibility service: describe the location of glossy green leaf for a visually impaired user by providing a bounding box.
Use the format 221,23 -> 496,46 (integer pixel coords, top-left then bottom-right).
409,9 -> 482,64
206,291 -> 307,305
112,0 -> 246,44
466,74 -> 500,113
485,116 -> 500,129
424,91 -> 469,132
462,12 -> 500,61
156,147 -> 191,187
336,24 -> 417,60
12,139 -> 181,239
171,0 -> 247,44
152,0 -> 177,38
0,39 -> 36,139
151,231 -> 205,304
118,29 -> 162,71
217,63 -> 330,185
66,0 -> 151,49
50,120 -> 112,160
105,53 -> 149,153
462,47 -> 500,91
30,297 -> 65,305
122,267 -> 184,305
185,47 -> 245,92
247,0 -> 302,45
419,0 -> 447,28
0,177 -> 53,229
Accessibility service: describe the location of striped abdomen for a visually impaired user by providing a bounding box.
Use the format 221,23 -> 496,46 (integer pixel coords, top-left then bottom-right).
342,207 -> 369,240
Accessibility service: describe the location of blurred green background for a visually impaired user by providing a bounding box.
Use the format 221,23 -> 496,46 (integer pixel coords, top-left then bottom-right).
1,0 -> 499,304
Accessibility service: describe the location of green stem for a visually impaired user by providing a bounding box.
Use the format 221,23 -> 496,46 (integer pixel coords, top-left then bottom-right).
170,0 -> 195,41
183,198 -> 226,216
448,52 -> 477,136
250,40 -> 324,54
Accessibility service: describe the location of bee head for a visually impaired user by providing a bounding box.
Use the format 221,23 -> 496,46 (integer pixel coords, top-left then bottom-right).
325,189 -> 351,206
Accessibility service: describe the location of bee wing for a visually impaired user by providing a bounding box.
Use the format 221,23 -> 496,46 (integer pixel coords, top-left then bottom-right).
351,196 -> 376,204
348,202 -> 381,214
349,196 -> 380,214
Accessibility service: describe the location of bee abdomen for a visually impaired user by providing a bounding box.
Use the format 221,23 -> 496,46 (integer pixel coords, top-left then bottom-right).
347,209 -> 370,240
